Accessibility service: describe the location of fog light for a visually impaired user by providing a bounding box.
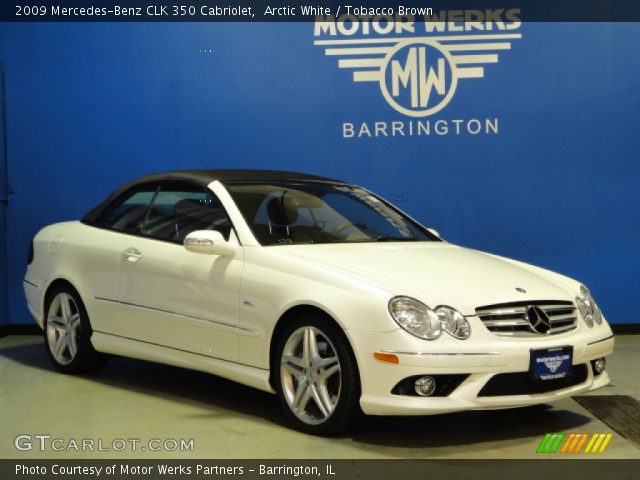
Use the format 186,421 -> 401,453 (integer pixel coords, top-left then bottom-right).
414,376 -> 436,396
593,357 -> 606,375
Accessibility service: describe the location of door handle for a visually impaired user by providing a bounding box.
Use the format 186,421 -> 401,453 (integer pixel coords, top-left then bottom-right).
122,247 -> 142,263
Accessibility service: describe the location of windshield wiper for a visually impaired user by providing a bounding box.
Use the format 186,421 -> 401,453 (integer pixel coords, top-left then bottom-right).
376,236 -> 418,242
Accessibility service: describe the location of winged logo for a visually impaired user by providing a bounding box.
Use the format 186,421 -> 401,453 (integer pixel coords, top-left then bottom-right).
543,359 -> 563,373
314,32 -> 522,117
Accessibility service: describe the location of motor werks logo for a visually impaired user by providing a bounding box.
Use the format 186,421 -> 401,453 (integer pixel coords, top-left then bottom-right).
313,8 -> 522,138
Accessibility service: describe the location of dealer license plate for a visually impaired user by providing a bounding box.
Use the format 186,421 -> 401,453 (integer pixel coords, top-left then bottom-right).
530,346 -> 573,381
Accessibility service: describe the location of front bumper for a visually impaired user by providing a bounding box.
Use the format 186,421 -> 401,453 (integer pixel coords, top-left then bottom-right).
347,322 -> 614,415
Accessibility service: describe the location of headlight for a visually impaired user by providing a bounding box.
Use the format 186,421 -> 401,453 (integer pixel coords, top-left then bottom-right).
388,297 -> 470,340
575,285 -> 602,327
435,306 -> 471,339
389,297 -> 442,340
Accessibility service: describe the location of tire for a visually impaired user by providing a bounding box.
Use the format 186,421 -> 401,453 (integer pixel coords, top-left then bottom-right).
44,285 -> 107,373
275,314 -> 362,435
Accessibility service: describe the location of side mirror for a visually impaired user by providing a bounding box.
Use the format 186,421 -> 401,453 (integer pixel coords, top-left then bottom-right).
427,228 -> 441,239
184,230 -> 233,256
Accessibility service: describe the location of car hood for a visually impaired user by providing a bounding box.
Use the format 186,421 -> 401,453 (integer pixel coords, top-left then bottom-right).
280,242 -> 578,315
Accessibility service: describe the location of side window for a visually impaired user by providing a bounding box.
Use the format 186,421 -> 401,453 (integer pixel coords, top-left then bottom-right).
95,186 -> 158,234
141,186 -> 232,243
95,183 -> 232,243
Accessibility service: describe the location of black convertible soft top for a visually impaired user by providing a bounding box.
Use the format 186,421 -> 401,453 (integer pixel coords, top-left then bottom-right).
81,169 -> 346,225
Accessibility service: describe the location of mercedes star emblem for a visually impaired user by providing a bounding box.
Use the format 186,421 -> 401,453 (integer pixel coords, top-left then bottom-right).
524,306 -> 552,334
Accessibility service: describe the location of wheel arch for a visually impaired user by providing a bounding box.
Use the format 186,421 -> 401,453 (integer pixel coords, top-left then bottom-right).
42,276 -> 107,372
42,277 -> 85,324
268,304 -> 360,390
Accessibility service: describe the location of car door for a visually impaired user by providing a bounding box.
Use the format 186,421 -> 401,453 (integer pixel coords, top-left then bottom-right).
85,183 -> 161,335
115,183 -> 243,362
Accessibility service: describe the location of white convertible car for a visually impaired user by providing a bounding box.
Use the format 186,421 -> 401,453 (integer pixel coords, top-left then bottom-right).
24,170 -> 614,434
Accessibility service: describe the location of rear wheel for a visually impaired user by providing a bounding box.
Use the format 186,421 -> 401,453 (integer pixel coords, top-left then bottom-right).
275,315 -> 361,435
44,286 -> 106,373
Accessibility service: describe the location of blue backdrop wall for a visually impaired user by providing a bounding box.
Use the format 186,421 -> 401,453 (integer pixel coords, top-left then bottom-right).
0,21 -> 638,325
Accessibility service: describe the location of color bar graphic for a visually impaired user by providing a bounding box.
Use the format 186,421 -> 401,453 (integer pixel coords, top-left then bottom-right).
584,433 -> 613,453
537,433 -> 613,454
536,433 -> 566,453
559,433 -> 589,453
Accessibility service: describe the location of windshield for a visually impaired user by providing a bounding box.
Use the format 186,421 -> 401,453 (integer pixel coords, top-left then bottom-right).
225,182 -> 438,245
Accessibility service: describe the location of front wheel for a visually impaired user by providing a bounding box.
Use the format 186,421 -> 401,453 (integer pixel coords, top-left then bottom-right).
44,286 -> 107,373
275,316 -> 361,435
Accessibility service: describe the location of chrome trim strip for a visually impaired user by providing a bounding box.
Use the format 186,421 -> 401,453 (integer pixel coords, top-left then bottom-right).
549,314 -> 577,323
23,279 -> 39,288
381,350 -> 502,356
476,307 -> 575,317
477,308 -> 526,316
94,297 -> 256,334
489,331 -> 537,337
587,334 -> 615,346
482,319 -> 530,327
543,305 -> 576,312
476,304 -> 574,316
547,324 -> 578,334
480,326 -> 577,337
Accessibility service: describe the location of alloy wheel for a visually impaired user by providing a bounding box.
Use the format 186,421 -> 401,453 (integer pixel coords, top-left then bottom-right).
280,326 -> 342,425
46,292 -> 82,366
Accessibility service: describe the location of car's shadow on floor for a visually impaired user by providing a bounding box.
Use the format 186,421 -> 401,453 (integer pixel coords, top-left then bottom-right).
1,340 -> 594,449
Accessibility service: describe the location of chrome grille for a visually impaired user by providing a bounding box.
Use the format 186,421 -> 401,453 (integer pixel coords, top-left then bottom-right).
475,300 -> 577,337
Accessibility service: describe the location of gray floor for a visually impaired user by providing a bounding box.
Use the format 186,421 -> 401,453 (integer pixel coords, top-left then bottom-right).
1,334 -> 638,459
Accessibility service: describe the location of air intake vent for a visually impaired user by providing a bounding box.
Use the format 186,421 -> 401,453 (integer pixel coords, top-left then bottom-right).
476,300 -> 577,337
